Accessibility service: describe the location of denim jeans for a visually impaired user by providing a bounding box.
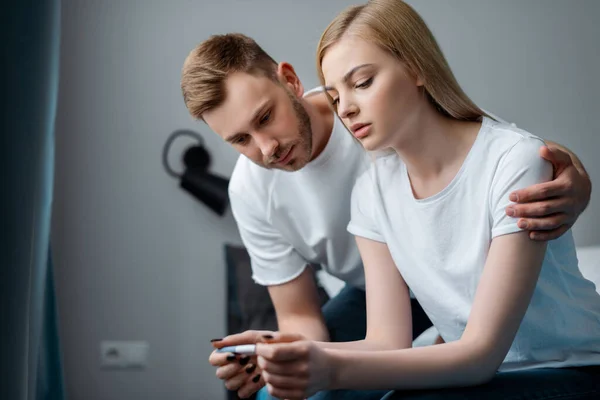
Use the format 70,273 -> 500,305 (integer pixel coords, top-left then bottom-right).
380,365 -> 600,399
257,285 -> 433,400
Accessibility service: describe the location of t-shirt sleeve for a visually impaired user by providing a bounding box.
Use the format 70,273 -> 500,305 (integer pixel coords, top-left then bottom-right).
490,136 -> 553,238
229,187 -> 307,286
347,169 -> 386,243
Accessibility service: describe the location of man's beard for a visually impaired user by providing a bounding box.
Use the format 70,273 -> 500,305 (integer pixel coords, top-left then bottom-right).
265,92 -> 313,171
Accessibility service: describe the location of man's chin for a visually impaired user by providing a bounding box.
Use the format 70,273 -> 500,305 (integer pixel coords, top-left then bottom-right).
271,159 -> 305,172
274,150 -> 311,171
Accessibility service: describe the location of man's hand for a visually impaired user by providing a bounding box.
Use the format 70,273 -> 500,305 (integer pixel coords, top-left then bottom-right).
506,145 -> 592,241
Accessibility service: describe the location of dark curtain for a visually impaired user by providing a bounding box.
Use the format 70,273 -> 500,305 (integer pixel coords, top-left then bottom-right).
1,0 -> 65,399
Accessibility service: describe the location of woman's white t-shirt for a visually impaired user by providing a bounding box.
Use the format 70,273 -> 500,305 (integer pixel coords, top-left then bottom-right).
348,117 -> 600,370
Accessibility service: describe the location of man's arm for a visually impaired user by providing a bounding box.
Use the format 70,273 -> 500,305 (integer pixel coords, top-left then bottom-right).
546,141 -> 590,179
268,267 -> 330,342
210,184 -> 329,397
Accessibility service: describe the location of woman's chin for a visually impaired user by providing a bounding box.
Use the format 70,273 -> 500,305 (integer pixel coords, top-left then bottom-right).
359,136 -> 384,152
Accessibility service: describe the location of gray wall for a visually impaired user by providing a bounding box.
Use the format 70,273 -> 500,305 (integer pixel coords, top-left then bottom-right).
51,1 -> 600,399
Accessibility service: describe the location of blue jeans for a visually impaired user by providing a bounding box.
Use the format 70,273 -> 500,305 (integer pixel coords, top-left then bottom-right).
258,285 -> 432,400
380,366 -> 600,399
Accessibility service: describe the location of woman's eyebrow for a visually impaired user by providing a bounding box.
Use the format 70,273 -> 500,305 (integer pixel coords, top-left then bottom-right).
324,63 -> 374,91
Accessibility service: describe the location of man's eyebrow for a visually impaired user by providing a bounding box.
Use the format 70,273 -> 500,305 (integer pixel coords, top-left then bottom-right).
224,100 -> 271,142
323,63 -> 374,91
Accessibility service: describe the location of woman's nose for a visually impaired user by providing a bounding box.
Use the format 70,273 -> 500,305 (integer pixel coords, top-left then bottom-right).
338,97 -> 358,119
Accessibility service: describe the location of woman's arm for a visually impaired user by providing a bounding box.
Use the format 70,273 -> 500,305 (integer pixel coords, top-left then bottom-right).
316,236 -> 414,351
328,231 -> 547,390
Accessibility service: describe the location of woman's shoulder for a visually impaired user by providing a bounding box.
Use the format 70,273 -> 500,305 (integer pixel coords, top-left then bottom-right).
481,117 -> 546,160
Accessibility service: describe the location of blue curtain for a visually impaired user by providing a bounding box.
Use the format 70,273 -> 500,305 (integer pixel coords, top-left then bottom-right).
1,0 -> 65,399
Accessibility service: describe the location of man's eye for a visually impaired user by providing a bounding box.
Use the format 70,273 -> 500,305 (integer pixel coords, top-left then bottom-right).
331,98 -> 339,106
233,136 -> 248,145
356,77 -> 373,89
259,111 -> 271,125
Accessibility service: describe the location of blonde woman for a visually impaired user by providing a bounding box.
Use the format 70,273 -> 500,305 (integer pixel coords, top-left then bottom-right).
251,1 -> 600,399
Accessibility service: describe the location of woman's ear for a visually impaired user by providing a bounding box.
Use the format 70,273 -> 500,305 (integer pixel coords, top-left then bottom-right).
415,74 -> 424,87
277,62 -> 304,97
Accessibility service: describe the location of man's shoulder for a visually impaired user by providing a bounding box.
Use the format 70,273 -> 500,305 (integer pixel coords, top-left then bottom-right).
229,155 -> 276,198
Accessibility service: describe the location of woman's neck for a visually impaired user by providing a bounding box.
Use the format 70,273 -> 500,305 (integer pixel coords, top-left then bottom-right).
391,104 -> 481,199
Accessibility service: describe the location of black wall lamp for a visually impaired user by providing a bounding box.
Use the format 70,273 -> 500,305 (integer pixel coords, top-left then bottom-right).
162,129 -> 230,216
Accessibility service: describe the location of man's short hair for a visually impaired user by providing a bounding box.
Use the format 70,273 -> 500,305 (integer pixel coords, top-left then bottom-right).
181,33 -> 278,120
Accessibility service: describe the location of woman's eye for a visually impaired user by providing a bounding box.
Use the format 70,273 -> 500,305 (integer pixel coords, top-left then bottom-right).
259,111 -> 271,125
356,77 -> 373,89
331,98 -> 339,106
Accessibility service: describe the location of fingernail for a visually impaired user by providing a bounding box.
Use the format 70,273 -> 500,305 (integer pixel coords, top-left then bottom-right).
510,193 -> 518,202
245,364 -> 256,374
506,207 -> 515,216
210,338 -> 222,342
252,374 -> 261,383
239,356 -> 250,366
518,220 -> 529,229
226,353 -> 236,361
262,334 -> 274,339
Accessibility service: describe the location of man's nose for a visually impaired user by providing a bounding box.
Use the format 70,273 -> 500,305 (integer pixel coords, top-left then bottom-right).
254,133 -> 278,158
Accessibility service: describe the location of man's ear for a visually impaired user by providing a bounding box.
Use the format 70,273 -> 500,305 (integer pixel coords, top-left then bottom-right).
277,62 -> 304,97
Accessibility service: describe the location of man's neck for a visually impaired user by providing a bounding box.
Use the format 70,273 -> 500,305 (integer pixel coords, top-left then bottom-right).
303,91 -> 335,161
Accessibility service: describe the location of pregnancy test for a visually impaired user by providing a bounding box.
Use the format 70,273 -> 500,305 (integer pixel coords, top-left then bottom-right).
216,344 -> 257,355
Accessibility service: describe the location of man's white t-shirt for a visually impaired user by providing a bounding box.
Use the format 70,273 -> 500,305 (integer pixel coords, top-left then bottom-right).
228,92 -> 369,287
348,117 -> 600,370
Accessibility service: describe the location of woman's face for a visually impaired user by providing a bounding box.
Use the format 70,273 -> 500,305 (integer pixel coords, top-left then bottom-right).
321,35 -> 425,151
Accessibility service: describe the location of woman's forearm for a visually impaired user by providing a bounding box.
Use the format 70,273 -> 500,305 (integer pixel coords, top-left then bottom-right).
317,339 -> 402,351
329,339 -> 495,391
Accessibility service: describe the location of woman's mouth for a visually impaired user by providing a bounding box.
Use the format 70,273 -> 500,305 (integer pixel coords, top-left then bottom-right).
351,123 -> 371,139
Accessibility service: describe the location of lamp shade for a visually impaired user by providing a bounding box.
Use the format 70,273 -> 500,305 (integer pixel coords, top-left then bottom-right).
162,129 -> 230,216
179,167 -> 229,216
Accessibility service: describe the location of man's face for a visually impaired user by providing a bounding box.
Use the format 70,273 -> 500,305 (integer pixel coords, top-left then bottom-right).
203,72 -> 313,171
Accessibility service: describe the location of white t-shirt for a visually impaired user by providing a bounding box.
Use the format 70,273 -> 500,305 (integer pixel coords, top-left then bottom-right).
348,117 -> 600,370
228,91 -> 369,287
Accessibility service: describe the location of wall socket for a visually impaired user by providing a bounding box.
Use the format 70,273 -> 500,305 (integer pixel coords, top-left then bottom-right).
100,341 -> 149,369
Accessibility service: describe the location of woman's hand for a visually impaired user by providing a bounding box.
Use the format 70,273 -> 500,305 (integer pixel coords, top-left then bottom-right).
256,339 -> 336,400
209,330 -> 310,398
209,330 -> 276,398
209,350 -> 264,398
506,145 -> 592,241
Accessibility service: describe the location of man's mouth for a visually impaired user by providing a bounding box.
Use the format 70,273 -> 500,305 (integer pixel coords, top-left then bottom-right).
275,145 -> 294,165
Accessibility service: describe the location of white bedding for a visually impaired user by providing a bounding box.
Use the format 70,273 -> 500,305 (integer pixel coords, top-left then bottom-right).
577,246 -> 600,290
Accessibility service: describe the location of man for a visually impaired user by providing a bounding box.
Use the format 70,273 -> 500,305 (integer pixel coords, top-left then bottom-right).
180,33 -> 592,399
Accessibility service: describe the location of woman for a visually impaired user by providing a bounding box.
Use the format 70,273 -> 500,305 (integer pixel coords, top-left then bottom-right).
251,1 -> 600,399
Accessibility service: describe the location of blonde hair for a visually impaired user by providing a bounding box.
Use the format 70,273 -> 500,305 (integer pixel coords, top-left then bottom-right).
316,0 -> 485,121
181,33 -> 278,120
